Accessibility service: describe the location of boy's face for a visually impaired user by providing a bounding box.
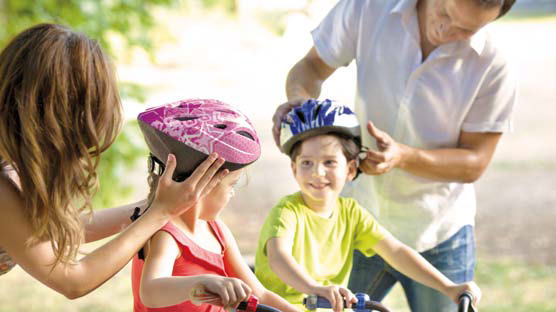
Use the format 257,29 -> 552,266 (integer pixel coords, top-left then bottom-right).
200,169 -> 243,220
291,135 -> 357,205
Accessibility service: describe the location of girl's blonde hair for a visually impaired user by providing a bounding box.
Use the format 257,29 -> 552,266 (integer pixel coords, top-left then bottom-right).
0,24 -> 122,266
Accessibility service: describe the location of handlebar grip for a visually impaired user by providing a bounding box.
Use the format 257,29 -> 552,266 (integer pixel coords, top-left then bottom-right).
236,301 -> 281,312
458,291 -> 474,312
303,293 -> 391,312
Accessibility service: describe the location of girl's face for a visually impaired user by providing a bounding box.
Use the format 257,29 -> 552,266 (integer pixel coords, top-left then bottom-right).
199,169 -> 243,220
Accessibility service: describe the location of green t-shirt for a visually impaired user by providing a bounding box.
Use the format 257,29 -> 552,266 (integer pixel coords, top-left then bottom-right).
255,192 -> 386,306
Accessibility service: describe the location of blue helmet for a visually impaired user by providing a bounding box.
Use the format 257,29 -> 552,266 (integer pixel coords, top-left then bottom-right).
280,99 -> 361,155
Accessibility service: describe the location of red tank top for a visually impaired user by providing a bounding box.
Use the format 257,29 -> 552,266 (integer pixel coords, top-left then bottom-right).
132,220 -> 228,312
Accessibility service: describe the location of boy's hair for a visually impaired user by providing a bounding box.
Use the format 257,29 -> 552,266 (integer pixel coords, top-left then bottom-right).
289,132 -> 361,163
0,23 -> 122,266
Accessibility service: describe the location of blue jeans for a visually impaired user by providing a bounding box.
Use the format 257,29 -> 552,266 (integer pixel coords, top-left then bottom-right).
348,225 -> 475,312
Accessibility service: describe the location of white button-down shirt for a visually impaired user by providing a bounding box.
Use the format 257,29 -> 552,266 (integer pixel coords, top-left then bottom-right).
312,0 -> 517,251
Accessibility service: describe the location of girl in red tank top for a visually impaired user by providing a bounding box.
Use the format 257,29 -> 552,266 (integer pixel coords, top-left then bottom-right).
131,169 -> 299,312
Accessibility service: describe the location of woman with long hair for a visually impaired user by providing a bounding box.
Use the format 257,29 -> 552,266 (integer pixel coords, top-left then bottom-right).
0,23 -> 228,298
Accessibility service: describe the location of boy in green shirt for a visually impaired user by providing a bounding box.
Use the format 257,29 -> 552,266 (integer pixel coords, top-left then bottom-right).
255,99 -> 481,311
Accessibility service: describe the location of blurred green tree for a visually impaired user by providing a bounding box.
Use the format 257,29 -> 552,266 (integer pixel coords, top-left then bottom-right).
0,0 -> 239,209
0,0 -> 180,209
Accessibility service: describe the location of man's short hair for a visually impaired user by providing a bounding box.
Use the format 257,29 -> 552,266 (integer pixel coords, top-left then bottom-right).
475,0 -> 516,18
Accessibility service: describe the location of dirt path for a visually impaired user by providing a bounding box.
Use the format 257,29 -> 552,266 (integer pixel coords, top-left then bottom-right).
475,166 -> 556,265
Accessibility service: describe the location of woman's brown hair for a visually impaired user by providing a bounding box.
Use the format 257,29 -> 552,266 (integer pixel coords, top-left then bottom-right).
0,24 -> 122,266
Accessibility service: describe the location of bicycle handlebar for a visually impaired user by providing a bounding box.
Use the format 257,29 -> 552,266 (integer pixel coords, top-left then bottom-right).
458,291 -> 476,312
303,293 -> 391,312
235,296 -> 281,312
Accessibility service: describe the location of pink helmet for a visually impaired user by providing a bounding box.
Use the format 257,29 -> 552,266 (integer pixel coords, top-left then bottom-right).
138,99 -> 261,181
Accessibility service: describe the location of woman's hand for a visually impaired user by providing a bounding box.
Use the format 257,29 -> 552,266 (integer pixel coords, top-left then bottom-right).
311,285 -> 357,312
151,153 -> 228,219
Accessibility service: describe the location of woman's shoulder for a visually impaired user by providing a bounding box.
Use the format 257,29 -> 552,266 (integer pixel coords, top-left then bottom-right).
0,167 -> 29,274
0,169 -> 24,219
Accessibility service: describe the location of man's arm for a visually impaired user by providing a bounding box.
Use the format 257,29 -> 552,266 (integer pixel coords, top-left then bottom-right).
272,47 -> 337,148
285,47 -> 337,101
362,121 -> 502,183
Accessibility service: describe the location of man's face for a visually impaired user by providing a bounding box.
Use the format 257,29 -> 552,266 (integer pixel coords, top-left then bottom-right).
424,0 -> 500,45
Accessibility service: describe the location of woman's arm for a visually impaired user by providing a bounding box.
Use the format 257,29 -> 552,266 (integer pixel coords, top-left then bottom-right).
81,198 -> 148,243
140,230 -> 251,309
0,153 -> 226,299
265,237 -> 354,312
0,186 -> 168,299
373,232 -> 481,303
219,222 -> 300,312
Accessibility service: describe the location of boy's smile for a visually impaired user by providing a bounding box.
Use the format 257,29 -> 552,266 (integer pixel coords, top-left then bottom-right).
291,134 -> 357,216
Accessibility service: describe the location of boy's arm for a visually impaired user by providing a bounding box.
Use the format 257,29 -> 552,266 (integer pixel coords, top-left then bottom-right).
219,222 -> 300,312
266,237 -> 319,294
140,231 -> 250,309
373,232 -> 481,303
266,237 -> 355,311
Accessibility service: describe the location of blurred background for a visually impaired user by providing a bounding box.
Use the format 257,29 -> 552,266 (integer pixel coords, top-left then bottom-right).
0,0 -> 555,311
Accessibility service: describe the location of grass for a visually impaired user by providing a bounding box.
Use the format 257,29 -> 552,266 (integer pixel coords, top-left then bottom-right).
382,257 -> 556,312
501,11 -> 556,23
0,255 -> 554,311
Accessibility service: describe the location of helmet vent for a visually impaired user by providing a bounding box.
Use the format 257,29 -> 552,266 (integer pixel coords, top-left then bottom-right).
214,124 -> 227,129
174,116 -> 198,121
295,109 -> 306,123
237,131 -> 255,141
314,104 -> 322,117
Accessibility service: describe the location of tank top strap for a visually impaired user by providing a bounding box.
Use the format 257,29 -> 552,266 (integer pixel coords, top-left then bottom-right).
159,221 -> 227,275
207,220 -> 227,254
159,222 -> 190,246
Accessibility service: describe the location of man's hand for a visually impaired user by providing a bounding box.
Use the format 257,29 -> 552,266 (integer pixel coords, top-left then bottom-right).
360,121 -> 405,175
272,98 -> 308,150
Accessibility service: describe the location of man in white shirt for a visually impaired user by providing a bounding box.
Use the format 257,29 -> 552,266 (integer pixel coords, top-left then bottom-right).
271,0 -> 517,311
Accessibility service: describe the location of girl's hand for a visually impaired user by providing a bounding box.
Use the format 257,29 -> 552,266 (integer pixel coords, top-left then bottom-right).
446,281 -> 482,305
151,153 -> 228,219
190,275 -> 252,310
312,285 -> 357,312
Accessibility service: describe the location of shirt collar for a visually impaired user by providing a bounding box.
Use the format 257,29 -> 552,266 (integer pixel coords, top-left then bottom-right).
467,29 -> 486,56
390,0 -> 417,17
